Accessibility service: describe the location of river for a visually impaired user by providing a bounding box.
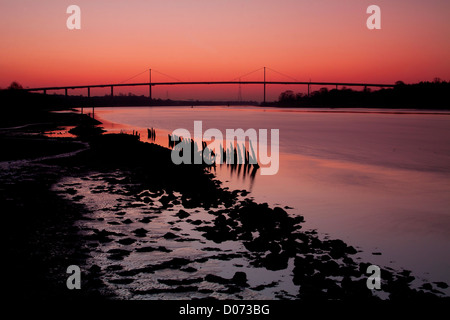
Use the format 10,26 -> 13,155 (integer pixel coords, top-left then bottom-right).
73,105 -> 450,293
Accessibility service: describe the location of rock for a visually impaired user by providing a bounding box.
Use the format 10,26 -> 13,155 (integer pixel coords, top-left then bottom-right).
342,256 -> 354,265
241,190 -> 250,196
326,282 -> 343,299
109,278 -> 134,285
107,248 -> 131,255
142,197 -> 152,204
244,237 -> 269,252
108,254 -> 127,260
232,272 -> 248,287
434,281 -> 449,289
293,257 -> 315,285
421,283 -> 433,291
122,219 -> 133,224
158,257 -> 191,270
136,246 -> 158,253
158,278 -> 203,286
106,265 -> 123,271
159,195 -> 171,206
139,217 -> 152,223
181,267 -> 197,273
65,188 -> 77,195
280,239 -> 298,256
175,237 -> 197,242
215,214 -> 227,226
85,229 -> 116,243
205,274 -> 229,285
329,247 -> 345,259
292,216 -> 304,224
238,232 -> 253,241
117,238 -> 136,245
89,265 -> 101,274
320,260 -> 340,276
273,206 -> 288,218
163,232 -> 178,239
133,228 -> 148,237
263,252 -> 289,271
176,210 -> 190,219
219,286 -> 242,294
268,242 -> 281,254
251,281 -> 278,291
346,246 -> 358,255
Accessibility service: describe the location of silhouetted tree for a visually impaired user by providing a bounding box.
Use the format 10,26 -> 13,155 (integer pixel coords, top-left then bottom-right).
8,81 -> 23,90
295,93 -> 304,100
275,80 -> 450,109
279,90 -> 296,103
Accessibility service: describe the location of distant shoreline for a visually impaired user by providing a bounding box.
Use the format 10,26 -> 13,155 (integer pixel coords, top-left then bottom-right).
1,80 -> 449,110
79,105 -> 450,114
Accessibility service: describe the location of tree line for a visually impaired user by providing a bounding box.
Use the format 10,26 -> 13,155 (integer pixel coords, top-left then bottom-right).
274,79 -> 449,109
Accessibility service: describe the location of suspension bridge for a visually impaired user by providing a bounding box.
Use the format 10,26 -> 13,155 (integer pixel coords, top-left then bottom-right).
23,67 -> 395,104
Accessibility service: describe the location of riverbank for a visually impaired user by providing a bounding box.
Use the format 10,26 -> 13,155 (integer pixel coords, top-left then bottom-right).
1,109 -> 449,302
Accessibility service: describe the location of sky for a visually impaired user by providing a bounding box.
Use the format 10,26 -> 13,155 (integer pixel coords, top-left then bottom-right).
0,0 -> 449,101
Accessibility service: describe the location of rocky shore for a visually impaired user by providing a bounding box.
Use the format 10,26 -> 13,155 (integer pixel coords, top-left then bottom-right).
1,110 -> 449,302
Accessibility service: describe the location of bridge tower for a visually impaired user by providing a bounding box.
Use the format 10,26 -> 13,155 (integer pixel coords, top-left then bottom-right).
237,78 -> 243,102
149,69 -> 152,104
263,67 -> 266,104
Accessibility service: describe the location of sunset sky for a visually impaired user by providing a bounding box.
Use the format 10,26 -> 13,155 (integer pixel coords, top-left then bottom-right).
1,0 -> 449,101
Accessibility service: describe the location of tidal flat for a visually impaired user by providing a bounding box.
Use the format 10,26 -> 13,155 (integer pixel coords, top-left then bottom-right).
1,111 -> 449,301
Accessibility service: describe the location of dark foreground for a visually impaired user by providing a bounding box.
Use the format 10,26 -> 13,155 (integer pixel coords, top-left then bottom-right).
1,110 -> 449,311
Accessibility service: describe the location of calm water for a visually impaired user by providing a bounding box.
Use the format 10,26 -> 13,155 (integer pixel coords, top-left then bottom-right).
87,106 -> 450,291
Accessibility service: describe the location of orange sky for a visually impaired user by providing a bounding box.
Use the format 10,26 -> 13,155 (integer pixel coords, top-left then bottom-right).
1,0 -> 449,101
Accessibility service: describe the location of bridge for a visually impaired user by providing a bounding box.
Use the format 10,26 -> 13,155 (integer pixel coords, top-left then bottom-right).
23,67 -> 396,103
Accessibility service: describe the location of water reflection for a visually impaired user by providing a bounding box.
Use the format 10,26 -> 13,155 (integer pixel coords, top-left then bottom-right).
167,132 -> 260,185
90,106 -> 450,288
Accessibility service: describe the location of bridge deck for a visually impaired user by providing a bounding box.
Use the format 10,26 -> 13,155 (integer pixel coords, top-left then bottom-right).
24,81 -> 395,92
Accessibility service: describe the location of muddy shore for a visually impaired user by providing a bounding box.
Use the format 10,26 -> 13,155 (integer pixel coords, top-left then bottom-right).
1,110 -> 449,303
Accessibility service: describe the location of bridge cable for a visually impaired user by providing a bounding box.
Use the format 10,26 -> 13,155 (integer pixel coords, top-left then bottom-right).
119,69 -> 149,84
230,67 -> 265,81
266,67 -> 299,81
119,68 -> 183,84
151,69 -> 182,82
